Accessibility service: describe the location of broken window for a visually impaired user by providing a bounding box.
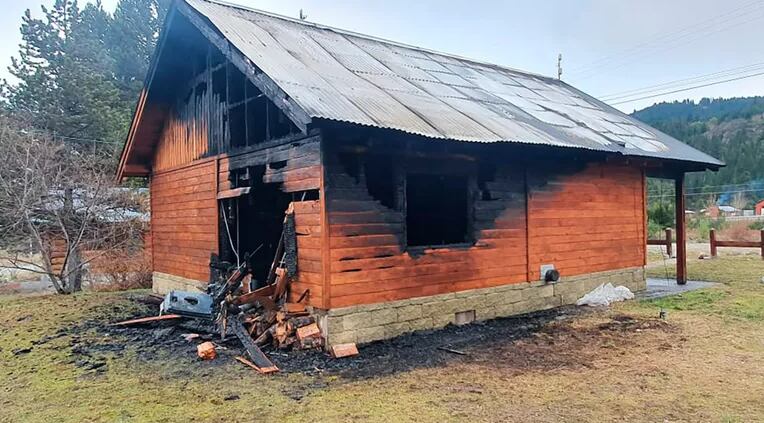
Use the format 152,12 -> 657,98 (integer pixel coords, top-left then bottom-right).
406,173 -> 469,246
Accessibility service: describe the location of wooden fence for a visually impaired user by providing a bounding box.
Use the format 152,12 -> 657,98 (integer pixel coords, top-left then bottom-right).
709,229 -> 764,259
647,228 -> 673,257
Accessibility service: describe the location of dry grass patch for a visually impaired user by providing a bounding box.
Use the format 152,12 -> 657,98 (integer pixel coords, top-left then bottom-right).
1,255 -> 763,422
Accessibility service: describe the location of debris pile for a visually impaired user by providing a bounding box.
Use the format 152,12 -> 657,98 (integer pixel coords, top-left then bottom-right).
113,206 -> 356,373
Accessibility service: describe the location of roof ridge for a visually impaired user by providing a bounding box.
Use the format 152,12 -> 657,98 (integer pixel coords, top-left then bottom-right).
190,0 -> 555,81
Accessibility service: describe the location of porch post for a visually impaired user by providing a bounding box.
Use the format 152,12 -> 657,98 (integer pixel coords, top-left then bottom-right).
675,173 -> 687,285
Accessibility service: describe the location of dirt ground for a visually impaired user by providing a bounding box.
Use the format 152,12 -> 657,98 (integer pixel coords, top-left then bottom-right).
1,255 -> 763,422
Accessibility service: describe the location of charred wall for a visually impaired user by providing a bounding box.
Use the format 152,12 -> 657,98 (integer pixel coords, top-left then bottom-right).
150,13 -> 299,172
322,141 -> 646,309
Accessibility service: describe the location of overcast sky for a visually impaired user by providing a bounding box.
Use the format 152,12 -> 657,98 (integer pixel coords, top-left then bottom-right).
2,0 -> 764,112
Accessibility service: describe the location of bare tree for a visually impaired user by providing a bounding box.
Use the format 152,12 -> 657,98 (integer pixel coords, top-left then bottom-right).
0,118 -> 146,294
730,192 -> 748,212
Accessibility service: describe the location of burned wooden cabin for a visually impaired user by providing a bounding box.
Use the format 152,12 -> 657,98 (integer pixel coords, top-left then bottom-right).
117,0 -> 722,346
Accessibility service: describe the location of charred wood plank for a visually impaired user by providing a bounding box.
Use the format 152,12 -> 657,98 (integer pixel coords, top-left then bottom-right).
112,314 -> 183,326
229,317 -> 278,372
234,356 -> 279,375
231,284 -> 274,306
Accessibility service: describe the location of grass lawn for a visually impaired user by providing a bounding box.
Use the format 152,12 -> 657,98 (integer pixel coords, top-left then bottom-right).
1,256 -> 763,422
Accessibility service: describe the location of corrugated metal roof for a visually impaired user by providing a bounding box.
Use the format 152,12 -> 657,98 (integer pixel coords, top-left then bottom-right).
185,0 -> 723,167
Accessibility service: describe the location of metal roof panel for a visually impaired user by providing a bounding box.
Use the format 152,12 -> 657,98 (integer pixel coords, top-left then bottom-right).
185,0 -> 724,167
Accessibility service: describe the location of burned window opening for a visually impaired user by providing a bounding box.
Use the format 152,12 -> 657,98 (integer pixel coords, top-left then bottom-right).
290,189 -> 319,201
231,165 -> 266,189
406,173 -> 469,247
269,160 -> 288,170
364,156 -> 397,209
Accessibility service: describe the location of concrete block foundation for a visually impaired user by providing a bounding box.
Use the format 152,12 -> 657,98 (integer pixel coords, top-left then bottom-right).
318,267 -> 645,347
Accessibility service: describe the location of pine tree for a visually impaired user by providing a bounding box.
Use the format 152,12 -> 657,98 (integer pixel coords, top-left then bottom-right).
3,0 -> 125,146
109,0 -> 170,102
58,2 -> 126,142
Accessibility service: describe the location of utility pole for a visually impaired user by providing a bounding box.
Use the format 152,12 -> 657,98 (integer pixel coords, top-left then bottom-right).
557,53 -> 563,80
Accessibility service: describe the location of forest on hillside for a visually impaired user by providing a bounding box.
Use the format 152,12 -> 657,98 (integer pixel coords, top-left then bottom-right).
634,97 -> 764,210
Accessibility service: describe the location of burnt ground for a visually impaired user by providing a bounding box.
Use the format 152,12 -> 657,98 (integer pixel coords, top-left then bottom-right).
5,256 -> 761,422
32,295 -> 676,386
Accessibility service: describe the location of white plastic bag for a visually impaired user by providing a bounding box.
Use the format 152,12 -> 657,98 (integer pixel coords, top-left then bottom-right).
576,282 -> 634,307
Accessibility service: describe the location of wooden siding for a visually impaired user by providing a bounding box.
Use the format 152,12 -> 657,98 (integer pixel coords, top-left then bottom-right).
324,154 -> 645,308
150,160 -> 218,282
527,163 -> 645,279
289,200 -> 324,306
217,135 -> 321,193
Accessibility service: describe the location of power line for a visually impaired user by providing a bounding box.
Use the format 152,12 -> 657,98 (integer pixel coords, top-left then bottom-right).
599,61 -> 764,101
568,0 -> 764,75
12,128 -> 114,144
571,2 -> 764,80
572,2 -> 764,77
648,188 -> 764,198
607,70 -> 764,106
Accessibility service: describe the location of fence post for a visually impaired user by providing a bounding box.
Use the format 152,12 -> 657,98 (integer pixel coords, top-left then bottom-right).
665,228 -> 673,258
760,230 -> 764,260
710,229 -> 717,258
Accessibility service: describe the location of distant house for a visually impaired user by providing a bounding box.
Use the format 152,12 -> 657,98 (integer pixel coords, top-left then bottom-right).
756,200 -> 764,216
116,0 -> 723,346
704,205 -> 738,218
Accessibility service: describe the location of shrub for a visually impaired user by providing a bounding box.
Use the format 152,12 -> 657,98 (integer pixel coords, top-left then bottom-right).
648,202 -> 674,229
647,220 -> 665,240
687,217 -> 727,241
722,221 -> 761,242
85,248 -> 152,291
